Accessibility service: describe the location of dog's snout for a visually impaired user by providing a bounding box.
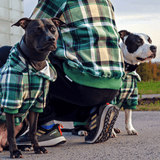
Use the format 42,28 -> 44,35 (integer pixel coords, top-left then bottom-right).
150,45 -> 157,53
46,36 -> 55,42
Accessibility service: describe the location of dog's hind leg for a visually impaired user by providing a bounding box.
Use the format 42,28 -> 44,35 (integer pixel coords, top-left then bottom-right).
28,111 -> 48,154
0,121 -> 24,153
125,109 -> 138,135
0,123 -> 8,152
6,113 -> 23,158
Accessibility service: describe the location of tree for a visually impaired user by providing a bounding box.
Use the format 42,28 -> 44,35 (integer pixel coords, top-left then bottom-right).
152,63 -> 158,81
137,62 -> 152,81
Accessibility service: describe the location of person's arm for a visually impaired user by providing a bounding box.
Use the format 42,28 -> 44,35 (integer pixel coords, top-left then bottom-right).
30,0 -> 66,19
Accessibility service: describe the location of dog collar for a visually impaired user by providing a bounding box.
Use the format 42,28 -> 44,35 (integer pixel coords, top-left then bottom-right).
19,37 -> 50,61
124,61 -> 138,72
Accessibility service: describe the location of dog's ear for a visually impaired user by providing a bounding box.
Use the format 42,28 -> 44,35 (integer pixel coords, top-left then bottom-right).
119,30 -> 131,41
148,36 -> 152,44
11,18 -> 32,29
50,17 -> 67,27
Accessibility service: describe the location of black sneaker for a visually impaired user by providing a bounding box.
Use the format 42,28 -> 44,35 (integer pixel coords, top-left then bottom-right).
16,124 -> 66,146
85,104 -> 119,143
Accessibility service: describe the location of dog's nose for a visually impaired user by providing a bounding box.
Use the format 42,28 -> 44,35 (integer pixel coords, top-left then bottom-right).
150,45 -> 157,53
46,36 -> 55,42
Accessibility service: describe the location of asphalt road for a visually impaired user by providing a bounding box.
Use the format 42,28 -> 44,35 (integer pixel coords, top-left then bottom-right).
0,111 -> 160,160
138,94 -> 160,99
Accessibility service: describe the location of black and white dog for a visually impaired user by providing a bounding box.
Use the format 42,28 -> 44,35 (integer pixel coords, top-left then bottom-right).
119,30 -> 156,65
111,30 -> 157,137
71,30 -> 157,137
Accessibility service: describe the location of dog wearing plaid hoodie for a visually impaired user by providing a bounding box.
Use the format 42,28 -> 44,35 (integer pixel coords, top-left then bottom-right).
111,30 -> 157,137
72,30 -> 157,137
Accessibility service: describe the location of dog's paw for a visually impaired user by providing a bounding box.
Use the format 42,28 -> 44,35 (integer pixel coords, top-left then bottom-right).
18,145 -> 31,151
114,128 -> 121,134
110,129 -> 117,138
10,150 -> 23,158
71,125 -> 90,136
126,126 -> 138,135
78,130 -> 88,136
110,128 -> 121,138
72,130 -> 88,136
34,146 -> 48,154
72,128 -> 89,136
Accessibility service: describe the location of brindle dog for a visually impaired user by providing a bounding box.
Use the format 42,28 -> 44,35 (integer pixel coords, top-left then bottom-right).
0,17 -> 65,158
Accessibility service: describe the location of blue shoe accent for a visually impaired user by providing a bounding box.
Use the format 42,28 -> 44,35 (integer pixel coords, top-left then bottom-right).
90,107 -> 97,114
41,123 -> 55,130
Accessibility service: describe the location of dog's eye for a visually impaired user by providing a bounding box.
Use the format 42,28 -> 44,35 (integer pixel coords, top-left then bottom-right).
50,27 -> 56,32
135,38 -> 143,45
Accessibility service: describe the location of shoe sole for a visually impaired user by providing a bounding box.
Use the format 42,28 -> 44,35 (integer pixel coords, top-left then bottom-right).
17,136 -> 66,146
85,105 -> 119,143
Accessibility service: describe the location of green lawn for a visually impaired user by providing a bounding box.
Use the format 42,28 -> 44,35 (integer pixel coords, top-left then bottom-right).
121,81 -> 160,111
136,102 -> 160,111
137,81 -> 160,95
136,81 -> 160,111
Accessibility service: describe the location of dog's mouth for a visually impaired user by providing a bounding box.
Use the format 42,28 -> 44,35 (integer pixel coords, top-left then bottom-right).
136,53 -> 156,61
36,43 -> 57,53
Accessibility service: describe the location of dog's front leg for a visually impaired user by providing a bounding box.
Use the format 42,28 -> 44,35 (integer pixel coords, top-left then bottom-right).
125,109 -> 138,135
6,113 -> 23,158
28,111 -> 48,154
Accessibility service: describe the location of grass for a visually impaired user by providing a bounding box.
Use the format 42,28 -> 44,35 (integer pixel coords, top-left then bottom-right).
134,81 -> 160,111
136,103 -> 160,111
137,81 -> 160,95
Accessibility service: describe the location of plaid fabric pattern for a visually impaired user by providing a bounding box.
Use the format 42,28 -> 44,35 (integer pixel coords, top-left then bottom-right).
111,71 -> 141,110
0,44 -> 57,125
31,0 -> 124,80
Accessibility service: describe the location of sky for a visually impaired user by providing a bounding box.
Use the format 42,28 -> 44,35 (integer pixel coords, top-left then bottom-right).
24,0 -> 160,62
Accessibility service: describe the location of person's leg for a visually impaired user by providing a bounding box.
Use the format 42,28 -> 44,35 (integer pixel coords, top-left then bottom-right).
36,92 -> 119,144
38,57 -> 120,144
17,56 -> 119,145
38,82 -> 118,123
38,56 -> 118,124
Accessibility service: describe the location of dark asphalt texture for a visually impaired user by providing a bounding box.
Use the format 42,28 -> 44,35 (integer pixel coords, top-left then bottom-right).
0,111 -> 160,160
